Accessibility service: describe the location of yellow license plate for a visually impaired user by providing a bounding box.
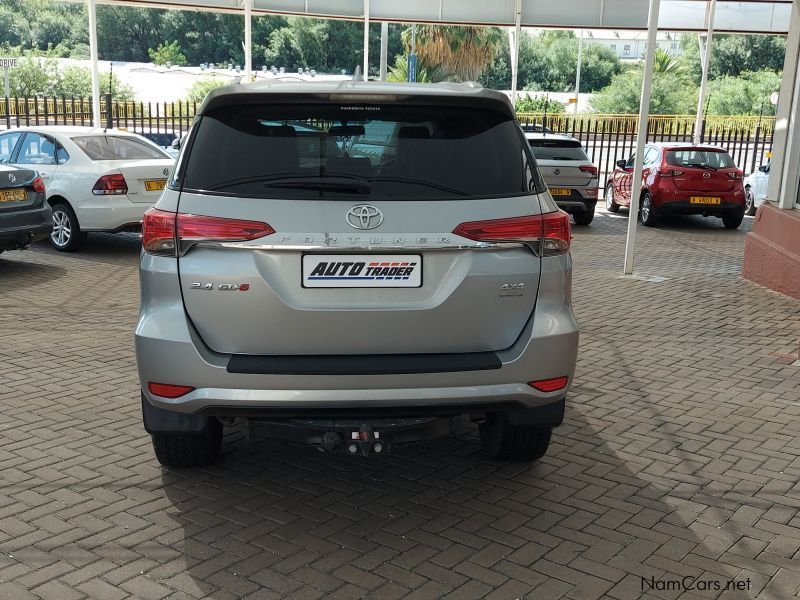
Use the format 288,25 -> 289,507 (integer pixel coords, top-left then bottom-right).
690,196 -> 721,205
144,179 -> 166,192
0,189 -> 27,203
550,188 -> 572,196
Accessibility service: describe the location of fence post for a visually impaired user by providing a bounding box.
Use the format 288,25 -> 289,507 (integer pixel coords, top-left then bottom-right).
3,95 -> 8,130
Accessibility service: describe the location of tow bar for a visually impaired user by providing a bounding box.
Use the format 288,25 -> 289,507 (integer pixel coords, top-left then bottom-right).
245,416 -> 459,456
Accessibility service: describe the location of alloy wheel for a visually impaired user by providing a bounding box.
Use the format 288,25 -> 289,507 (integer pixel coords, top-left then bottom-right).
51,209 -> 72,248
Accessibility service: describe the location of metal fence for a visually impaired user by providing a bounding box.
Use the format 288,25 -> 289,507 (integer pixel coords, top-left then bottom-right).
0,96 -> 775,179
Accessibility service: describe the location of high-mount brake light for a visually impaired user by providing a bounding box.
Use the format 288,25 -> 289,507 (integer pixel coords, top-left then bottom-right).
141,209 -> 275,257
452,212 -> 571,256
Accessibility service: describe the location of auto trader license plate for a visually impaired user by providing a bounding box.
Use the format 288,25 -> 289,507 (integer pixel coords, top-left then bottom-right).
0,189 -> 27,203
690,196 -> 721,205
549,188 -> 571,196
303,254 -> 422,288
144,179 -> 166,192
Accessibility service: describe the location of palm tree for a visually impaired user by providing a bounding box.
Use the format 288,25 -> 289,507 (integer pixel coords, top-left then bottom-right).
651,48 -> 685,75
386,55 -> 432,83
402,25 -> 503,82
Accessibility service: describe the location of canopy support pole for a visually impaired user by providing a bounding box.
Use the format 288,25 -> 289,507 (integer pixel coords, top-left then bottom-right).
574,29 -> 584,113
379,22 -> 388,81
244,0 -> 252,79
87,0 -> 101,127
510,0 -> 522,105
694,0 -> 717,144
363,0 -> 370,80
623,0 -> 661,275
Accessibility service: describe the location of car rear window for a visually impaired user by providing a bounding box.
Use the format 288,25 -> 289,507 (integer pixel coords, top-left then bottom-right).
666,149 -> 736,169
528,138 -> 589,161
180,103 -> 543,200
72,135 -> 169,160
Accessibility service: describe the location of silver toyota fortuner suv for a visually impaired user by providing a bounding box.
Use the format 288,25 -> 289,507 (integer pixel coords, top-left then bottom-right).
135,80 -> 579,467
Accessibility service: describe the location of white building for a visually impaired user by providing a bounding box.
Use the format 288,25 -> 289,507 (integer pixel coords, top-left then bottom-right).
528,29 -> 683,61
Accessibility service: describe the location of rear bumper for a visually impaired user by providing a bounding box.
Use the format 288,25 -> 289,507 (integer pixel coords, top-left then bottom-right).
556,199 -> 596,214
135,253 -> 579,418
655,199 -> 744,217
0,205 -> 52,249
74,195 -> 152,232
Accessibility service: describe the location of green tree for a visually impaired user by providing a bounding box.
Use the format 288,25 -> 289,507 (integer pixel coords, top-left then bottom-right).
515,95 -> 566,113
652,48 -> 684,75
680,33 -> 786,84
705,71 -> 781,115
590,70 -> 697,114
403,25 -> 503,82
148,40 -> 187,66
386,55 -> 431,83
8,55 -> 56,97
185,77 -> 229,103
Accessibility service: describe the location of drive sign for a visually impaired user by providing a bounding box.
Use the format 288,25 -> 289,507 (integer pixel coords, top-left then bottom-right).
0,58 -> 18,68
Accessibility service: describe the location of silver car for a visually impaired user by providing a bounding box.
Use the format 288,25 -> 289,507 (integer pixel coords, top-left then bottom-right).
525,133 -> 599,226
135,81 -> 579,467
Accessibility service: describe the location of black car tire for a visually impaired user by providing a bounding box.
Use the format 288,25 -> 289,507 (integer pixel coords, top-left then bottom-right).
639,193 -> 658,227
49,202 -> 86,252
479,413 -> 552,461
722,211 -> 744,230
744,186 -> 756,216
605,183 -> 620,213
151,419 -> 223,467
572,207 -> 595,226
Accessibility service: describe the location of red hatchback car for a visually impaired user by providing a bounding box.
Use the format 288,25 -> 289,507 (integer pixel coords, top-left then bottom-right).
605,143 -> 746,229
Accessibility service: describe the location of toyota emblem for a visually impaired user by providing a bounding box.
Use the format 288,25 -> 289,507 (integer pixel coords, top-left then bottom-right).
8,173 -> 15,183
346,205 -> 383,230
702,171 -> 711,179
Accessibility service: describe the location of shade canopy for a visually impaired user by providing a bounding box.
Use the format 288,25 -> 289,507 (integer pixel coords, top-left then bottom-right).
84,0 -> 791,34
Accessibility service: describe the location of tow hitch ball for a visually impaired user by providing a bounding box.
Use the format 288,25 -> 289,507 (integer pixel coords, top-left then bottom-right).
322,425 -> 387,456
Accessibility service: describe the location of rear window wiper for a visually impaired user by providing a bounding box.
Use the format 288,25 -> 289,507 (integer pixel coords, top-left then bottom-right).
265,180 -> 370,194
208,173 -> 368,193
370,176 -> 469,196
685,163 -> 718,171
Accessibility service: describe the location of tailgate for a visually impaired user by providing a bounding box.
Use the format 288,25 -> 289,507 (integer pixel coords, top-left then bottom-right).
111,160 -> 174,203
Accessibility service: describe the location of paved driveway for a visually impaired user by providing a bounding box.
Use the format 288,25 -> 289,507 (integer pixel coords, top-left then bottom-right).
1,211 -> 799,600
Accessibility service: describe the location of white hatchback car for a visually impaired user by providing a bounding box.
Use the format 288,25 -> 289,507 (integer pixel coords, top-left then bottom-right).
744,161 -> 770,216
0,126 -> 174,251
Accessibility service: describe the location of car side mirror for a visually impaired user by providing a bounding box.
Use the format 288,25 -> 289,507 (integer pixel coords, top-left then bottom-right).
171,138 -> 181,150
758,164 -> 768,173
616,159 -> 628,169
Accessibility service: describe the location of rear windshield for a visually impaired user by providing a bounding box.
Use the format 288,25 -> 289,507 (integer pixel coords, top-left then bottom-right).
72,135 -> 169,161
180,103 -> 543,200
666,149 -> 736,169
528,138 -> 588,161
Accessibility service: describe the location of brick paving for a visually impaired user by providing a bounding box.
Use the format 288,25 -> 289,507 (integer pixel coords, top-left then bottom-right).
1,209 -> 799,600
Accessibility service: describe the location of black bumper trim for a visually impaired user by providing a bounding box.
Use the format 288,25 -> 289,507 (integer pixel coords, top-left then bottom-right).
227,352 -> 502,376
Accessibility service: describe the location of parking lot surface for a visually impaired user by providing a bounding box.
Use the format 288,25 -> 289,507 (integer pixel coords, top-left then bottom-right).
1,211 -> 799,600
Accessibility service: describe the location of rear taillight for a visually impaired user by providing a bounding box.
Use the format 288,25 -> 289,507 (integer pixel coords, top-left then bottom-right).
31,176 -> 45,194
585,188 -> 599,199
728,170 -> 744,180
659,168 -> 684,177
141,208 -> 275,257
92,173 -> 128,195
452,211 -> 571,256
148,382 -> 195,398
579,165 -> 598,176
528,376 -> 569,392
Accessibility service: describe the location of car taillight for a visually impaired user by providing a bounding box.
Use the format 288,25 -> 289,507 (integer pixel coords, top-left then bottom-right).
579,165 -> 598,176
659,168 -> 684,177
528,376 -> 569,392
141,208 -> 275,257
148,382 -> 195,398
585,188 -> 599,199
31,176 -> 46,194
92,173 -> 128,195
728,170 -> 744,180
452,211 -> 571,256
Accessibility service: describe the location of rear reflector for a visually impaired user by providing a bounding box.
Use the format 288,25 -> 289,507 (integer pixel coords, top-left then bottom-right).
528,376 -> 569,392
93,173 -> 128,195
141,209 -> 275,256
452,211 -> 571,256
579,165 -> 598,176
147,382 -> 195,398
31,176 -> 46,194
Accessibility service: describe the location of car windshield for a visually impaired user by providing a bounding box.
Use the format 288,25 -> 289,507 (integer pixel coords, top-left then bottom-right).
180,103 -> 543,200
527,138 -> 589,161
72,135 -> 170,160
666,149 -> 736,169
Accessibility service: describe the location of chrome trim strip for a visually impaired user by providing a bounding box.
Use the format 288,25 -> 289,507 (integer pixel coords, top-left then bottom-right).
212,241 -> 525,252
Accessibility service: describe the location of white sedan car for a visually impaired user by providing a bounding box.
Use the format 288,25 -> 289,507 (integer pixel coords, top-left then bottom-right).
0,126 -> 174,251
744,161 -> 770,216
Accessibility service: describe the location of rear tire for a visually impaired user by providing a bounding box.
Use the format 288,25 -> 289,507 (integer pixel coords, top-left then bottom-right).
479,413 -> 552,461
639,193 -> 658,227
744,186 -> 756,216
151,419 -> 223,467
572,207 -> 595,226
605,183 -> 620,213
49,202 -> 86,252
722,211 -> 744,230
